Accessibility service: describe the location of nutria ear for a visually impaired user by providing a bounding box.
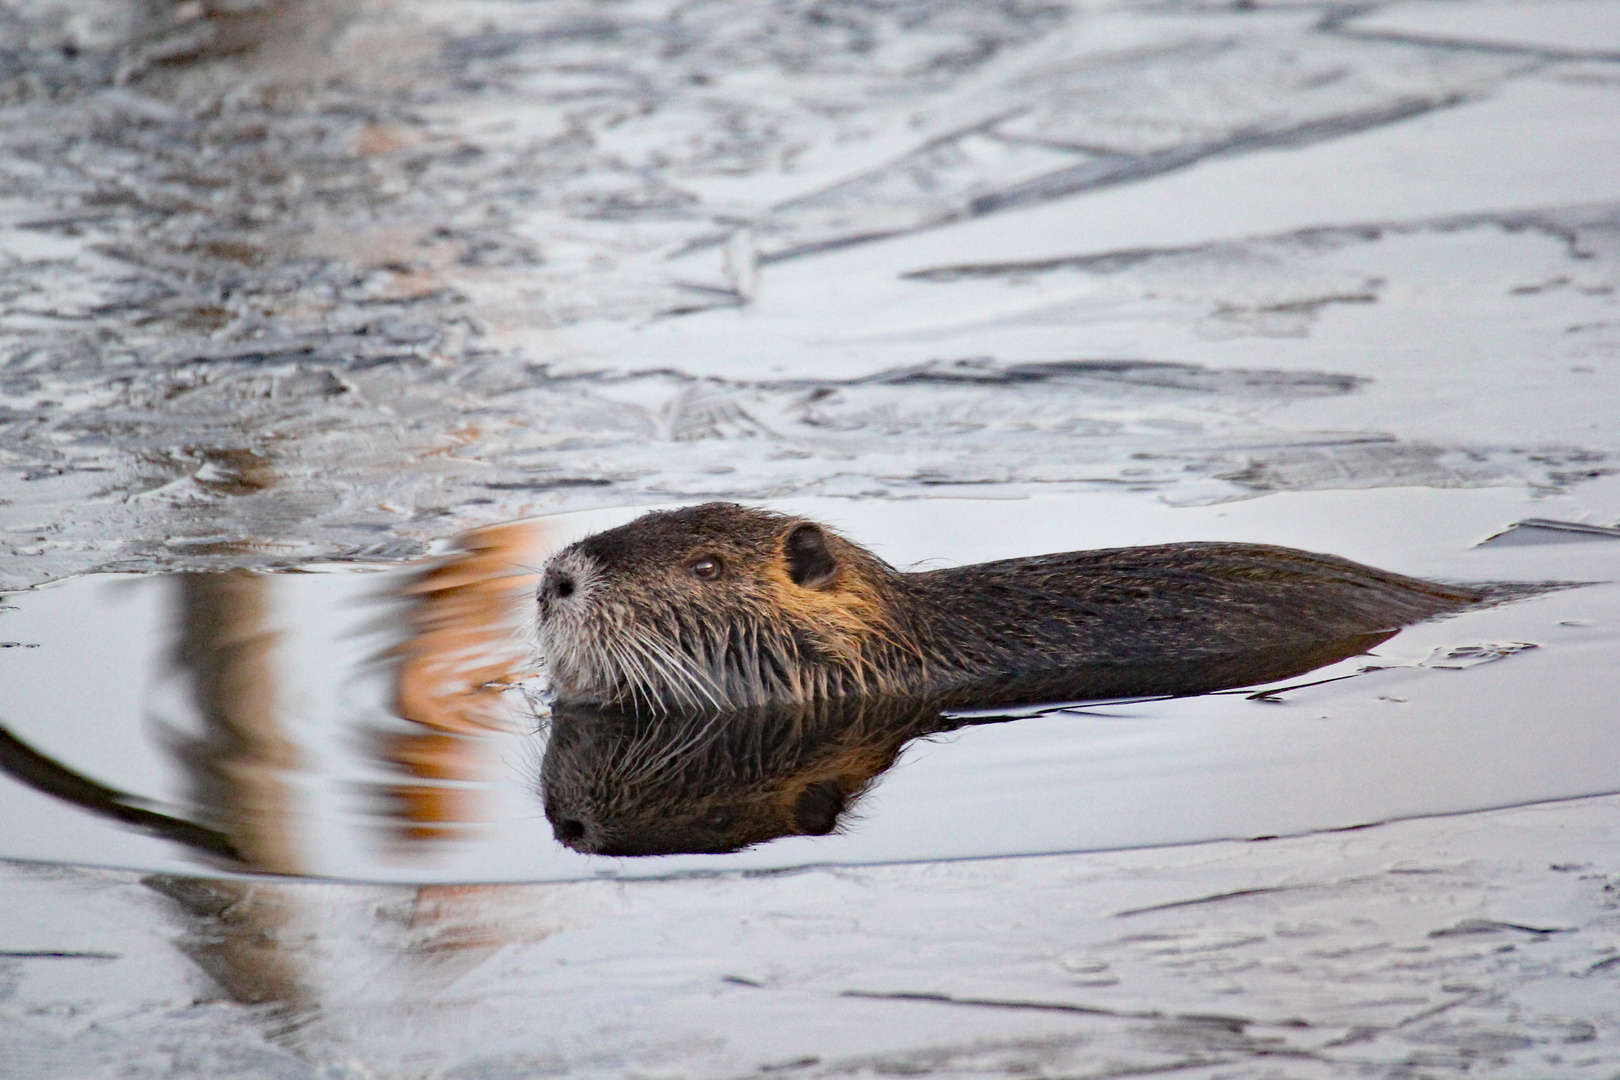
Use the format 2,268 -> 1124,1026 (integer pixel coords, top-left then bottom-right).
793,779 -> 846,836
784,523 -> 837,589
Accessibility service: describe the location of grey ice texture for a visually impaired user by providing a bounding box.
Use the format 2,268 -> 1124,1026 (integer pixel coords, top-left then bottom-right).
2,1 -> 1620,1075
0,0 -> 1617,588
4,795 -> 1620,1078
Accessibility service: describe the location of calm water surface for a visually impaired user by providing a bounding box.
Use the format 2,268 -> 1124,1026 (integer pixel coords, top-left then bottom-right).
3,486 -> 1618,883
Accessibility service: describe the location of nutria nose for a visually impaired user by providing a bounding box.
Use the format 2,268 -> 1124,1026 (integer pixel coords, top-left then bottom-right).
546,572 -> 575,599
553,816 -> 586,843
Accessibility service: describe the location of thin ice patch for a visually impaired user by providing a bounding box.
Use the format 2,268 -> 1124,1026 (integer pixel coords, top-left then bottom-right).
1421,642 -> 1540,669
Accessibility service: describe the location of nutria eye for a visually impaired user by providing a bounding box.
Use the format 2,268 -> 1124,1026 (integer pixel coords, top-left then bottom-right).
553,575 -> 575,598
690,556 -> 722,580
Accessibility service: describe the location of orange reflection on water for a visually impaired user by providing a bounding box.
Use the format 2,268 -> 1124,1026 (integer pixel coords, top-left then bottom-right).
383,520 -> 552,840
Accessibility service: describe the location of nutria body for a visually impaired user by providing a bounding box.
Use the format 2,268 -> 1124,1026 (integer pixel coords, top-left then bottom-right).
536,502 -> 1484,714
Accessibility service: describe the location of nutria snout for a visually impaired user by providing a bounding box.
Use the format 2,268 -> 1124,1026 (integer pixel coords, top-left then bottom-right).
536,502 -> 1483,713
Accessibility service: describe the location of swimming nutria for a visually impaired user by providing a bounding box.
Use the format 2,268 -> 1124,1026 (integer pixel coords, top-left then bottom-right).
536,502 -> 1485,714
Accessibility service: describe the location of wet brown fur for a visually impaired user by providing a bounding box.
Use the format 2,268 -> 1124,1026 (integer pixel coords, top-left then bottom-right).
537,502 -> 1485,714
540,696 -> 937,855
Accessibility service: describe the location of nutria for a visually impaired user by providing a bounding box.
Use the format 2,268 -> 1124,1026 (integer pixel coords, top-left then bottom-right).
536,502 -> 1485,714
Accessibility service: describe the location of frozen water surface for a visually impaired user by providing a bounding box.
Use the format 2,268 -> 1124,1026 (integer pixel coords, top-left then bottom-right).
1350,0 -> 1620,57
2,0 -> 1620,1075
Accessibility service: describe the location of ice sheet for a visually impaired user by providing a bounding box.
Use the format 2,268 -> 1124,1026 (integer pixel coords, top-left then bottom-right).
1,2 -> 1618,1074
1351,0 -> 1620,56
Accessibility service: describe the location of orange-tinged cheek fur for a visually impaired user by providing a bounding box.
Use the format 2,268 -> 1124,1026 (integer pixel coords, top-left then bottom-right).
761,551 -> 907,681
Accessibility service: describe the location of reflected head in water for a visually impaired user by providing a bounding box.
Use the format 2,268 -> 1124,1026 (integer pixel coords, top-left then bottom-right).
541,696 -> 945,855
537,502 -> 1486,714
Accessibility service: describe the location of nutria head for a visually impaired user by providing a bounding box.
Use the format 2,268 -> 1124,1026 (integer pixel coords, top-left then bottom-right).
537,503 -> 907,712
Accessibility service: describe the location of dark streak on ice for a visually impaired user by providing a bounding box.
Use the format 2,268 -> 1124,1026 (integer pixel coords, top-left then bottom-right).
1114,884 -> 1326,918
904,205 -> 1620,283
1428,918 -> 1569,938
842,988 -> 1173,1022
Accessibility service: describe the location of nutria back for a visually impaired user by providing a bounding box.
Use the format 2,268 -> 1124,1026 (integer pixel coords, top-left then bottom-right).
536,502 -> 1484,713
897,542 -> 1478,706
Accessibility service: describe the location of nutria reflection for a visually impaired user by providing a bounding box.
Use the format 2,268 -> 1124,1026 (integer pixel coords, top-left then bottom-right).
541,695 -> 940,856
540,624 -> 1411,856
538,502 -> 1484,713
